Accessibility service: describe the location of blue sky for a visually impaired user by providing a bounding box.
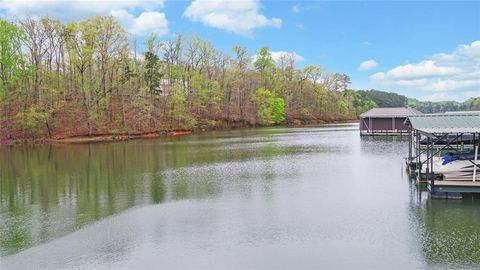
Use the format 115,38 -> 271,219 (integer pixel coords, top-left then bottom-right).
1,0 -> 479,101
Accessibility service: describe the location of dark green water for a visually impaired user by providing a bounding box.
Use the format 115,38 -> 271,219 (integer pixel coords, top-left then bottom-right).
1,124 -> 480,269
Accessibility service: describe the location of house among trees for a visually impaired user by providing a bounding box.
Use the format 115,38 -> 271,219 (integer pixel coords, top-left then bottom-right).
360,107 -> 422,136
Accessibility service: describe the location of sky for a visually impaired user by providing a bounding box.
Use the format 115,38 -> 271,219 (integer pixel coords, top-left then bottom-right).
0,0 -> 479,102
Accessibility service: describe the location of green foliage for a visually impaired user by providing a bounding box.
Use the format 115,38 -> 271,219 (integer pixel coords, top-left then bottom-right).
15,105 -> 48,135
409,98 -> 462,113
343,89 -> 377,116
303,66 -> 324,82
462,97 -> 480,111
252,87 -> 285,126
407,97 -> 480,113
120,60 -> 135,85
144,51 -> 162,95
313,84 -> 329,111
357,89 -> 408,107
188,72 -> 222,113
271,97 -> 286,123
254,47 -> 275,88
252,87 -> 273,125
144,34 -> 163,96
0,19 -> 30,98
169,85 -> 196,129
254,47 -> 275,74
337,99 -> 349,117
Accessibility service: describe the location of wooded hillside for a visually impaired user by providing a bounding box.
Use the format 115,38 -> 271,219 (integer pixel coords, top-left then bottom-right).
0,16 -> 360,142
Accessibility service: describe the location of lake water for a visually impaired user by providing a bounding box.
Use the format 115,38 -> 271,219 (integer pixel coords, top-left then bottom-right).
1,124 -> 480,269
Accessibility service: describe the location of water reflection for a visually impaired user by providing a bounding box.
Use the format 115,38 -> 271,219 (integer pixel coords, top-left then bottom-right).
1,127 -> 316,256
407,174 -> 480,269
423,198 -> 480,268
2,125 -> 480,269
359,135 -> 409,156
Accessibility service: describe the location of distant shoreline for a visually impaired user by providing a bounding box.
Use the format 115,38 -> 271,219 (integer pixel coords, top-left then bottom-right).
0,120 -> 358,146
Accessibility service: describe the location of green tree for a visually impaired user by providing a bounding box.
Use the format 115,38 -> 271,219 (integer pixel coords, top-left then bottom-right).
144,34 -> 163,97
0,19 -> 29,98
252,87 -> 285,126
64,19 -> 98,135
169,84 -> 196,129
0,19 -> 31,139
254,47 -> 275,88
271,97 -> 285,123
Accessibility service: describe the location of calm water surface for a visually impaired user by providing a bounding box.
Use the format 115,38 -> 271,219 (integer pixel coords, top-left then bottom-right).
1,124 -> 480,269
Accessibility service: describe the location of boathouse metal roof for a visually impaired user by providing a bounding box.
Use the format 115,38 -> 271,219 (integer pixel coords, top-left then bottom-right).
405,113 -> 480,134
360,107 -> 422,118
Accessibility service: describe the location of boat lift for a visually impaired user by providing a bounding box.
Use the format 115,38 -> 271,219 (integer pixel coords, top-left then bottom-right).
405,112 -> 480,199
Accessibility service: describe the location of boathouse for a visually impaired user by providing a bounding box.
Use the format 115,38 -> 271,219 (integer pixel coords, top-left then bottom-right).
360,107 -> 422,136
405,112 -> 480,199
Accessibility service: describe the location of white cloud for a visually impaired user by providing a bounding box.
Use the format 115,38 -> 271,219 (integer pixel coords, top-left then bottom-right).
0,0 -> 167,36
295,23 -> 304,29
131,11 -> 168,36
371,40 -> 480,93
358,59 -> 378,71
252,50 -> 304,66
112,9 -> 168,36
0,0 -> 163,19
183,0 -> 282,35
271,51 -> 304,63
372,60 -> 462,79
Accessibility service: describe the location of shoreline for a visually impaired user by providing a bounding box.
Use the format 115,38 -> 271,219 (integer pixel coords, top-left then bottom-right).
1,119 -> 358,146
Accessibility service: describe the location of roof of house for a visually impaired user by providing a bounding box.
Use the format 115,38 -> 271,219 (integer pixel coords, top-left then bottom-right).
360,107 -> 422,118
405,112 -> 480,134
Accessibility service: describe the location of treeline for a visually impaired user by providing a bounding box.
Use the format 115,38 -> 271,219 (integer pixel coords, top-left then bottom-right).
0,16 -> 357,142
356,90 -> 407,108
407,97 -> 480,113
353,89 -> 480,113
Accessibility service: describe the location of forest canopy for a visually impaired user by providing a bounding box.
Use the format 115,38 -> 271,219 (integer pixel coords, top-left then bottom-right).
0,16 -> 357,141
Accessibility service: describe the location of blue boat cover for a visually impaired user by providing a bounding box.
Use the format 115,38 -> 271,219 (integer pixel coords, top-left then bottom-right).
442,154 -> 458,165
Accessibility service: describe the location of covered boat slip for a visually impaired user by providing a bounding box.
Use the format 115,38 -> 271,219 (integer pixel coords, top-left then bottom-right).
405,112 -> 480,198
360,107 -> 422,136
418,134 -> 479,151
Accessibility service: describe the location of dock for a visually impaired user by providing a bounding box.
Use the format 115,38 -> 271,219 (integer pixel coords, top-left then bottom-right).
359,107 -> 422,136
404,112 -> 480,199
